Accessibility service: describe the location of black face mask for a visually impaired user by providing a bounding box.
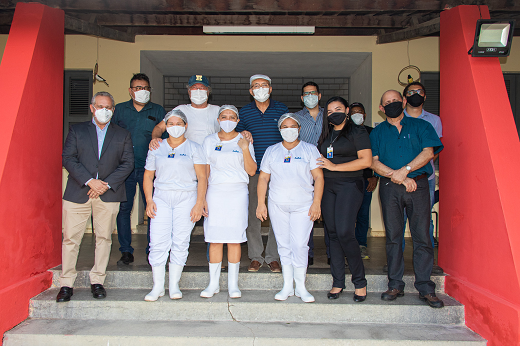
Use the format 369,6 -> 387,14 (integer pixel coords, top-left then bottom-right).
383,101 -> 404,118
407,93 -> 425,107
328,112 -> 347,125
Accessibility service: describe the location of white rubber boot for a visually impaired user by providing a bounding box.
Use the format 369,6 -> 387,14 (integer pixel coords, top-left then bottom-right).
169,263 -> 184,299
294,266 -> 315,303
200,262 -> 221,298
274,264 -> 294,301
144,265 -> 165,301
227,262 -> 241,298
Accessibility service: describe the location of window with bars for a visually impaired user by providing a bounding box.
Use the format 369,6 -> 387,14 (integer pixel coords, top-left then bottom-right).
63,70 -> 93,141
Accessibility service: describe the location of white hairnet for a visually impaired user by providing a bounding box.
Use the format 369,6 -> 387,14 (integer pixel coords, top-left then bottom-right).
218,105 -> 239,118
250,74 -> 271,87
164,109 -> 187,124
278,113 -> 301,128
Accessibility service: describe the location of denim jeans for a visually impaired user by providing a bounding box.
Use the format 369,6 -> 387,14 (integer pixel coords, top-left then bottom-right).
402,178 -> 436,250
355,178 -> 373,248
116,167 -> 150,254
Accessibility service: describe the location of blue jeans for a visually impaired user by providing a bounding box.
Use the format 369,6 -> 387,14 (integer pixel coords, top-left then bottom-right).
116,167 -> 150,254
402,178 -> 436,250
355,178 -> 373,247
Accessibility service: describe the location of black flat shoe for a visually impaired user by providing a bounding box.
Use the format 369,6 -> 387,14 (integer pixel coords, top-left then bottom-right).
56,287 -> 73,302
91,284 -> 107,299
308,257 -> 314,266
353,293 -> 367,302
117,252 -> 134,265
327,288 -> 343,299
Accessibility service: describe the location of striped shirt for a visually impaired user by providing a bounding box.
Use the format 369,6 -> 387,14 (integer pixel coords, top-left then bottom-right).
237,100 -> 289,173
295,106 -> 324,147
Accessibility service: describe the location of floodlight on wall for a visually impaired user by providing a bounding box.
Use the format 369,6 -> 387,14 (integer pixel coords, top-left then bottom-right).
203,26 -> 315,35
468,19 -> 515,57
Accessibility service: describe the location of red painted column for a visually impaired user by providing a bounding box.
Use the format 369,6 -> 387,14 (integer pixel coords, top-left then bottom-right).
0,3 -> 64,338
439,5 -> 520,346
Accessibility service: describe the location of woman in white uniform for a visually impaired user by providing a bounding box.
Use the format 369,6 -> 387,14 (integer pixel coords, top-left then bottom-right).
143,109 -> 208,301
256,113 -> 324,303
200,105 -> 257,298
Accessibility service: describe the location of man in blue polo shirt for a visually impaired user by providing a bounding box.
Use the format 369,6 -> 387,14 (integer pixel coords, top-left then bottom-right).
370,89 -> 444,308
112,73 -> 167,265
237,74 -> 288,273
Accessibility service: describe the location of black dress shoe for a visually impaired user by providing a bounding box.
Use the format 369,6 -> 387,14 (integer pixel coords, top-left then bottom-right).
327,288 -> 343,299
117,252 -> 134,265
308,257 -> 314,266
56,287 -> 73,302
91,284 -> 107,299
419,293 -> 445,308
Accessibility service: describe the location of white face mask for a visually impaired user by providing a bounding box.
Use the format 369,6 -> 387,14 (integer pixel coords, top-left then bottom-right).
134,89 -> 150,104
190,89 -> 208,105
303,94 -> 319,109
280,128 -> 299,143
219,120 -> 238,133
94,108 -> 113,124
351,113 -> 365,126
253,87 -> 270,102
166,125 -> 186,138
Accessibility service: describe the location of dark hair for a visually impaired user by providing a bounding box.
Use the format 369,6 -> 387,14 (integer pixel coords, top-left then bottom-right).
301,81 -> 320,95
403,82 -> 426,97
130,73 -> 150,87
317,96 -> 352,148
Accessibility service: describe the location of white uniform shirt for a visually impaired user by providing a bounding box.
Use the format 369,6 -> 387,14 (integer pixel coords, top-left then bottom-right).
260,141 -> 321,205
202,133 -> 256,186
145,139 -> 206,191
174,104 -> 220,145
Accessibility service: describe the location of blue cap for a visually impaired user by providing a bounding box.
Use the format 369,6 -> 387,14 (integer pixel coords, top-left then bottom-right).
188,75 -> 210,87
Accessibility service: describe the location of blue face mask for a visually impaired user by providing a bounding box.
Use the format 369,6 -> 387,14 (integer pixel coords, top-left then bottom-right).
303,94 -> 319,109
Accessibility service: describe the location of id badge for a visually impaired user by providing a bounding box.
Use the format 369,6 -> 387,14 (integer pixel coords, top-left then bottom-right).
327,146 -> 333,159
168,152 -> 175,158
215,144 -> 222,151
284,155 -> 291,163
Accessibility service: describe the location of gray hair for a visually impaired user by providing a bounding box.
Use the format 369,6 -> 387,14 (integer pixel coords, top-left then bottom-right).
91,91 -> 115,107
278,113 -> 301,128
218,105 -> 239,118
186,85 -> 212,94
164,109 -> 188,124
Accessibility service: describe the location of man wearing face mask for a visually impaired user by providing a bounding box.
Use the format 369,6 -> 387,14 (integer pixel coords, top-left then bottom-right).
236,74 -> 289,273
402,82 -> 443,274
112,73 -> 167,265
349,102 -> 379,261
370,90 -> 444,308
57,92 -> 134,302
294,81 -> 324,266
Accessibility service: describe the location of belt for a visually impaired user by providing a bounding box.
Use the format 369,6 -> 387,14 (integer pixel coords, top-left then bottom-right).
412,173 -> 427,182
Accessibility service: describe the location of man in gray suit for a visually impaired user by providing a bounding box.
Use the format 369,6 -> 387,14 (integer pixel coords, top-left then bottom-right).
57,91 -> 134,302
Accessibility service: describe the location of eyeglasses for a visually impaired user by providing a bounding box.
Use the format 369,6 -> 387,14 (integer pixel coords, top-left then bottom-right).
406,89 -> 424,96
251,83 -> 270,90
303,91 -> 318,96
131,86 -> 152,91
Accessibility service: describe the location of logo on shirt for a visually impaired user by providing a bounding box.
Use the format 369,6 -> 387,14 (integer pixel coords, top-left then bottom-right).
179,153 -> 187,157
232,150 -> 240,153
295,157 -> 302,160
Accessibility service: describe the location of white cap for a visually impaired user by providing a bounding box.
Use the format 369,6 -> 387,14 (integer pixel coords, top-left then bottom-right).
250,74 -> 271,86
164,109 -> 187,124
218,105 -> 239,118
278,113 -> 301,128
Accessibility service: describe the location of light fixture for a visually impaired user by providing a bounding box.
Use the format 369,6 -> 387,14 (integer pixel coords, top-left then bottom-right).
203,26 -> 315,35
469,19 -> 515,57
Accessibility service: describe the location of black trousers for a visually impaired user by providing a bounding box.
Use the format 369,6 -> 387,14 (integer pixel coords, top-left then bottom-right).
379,177 -> 435,295
322,177 -> 367,289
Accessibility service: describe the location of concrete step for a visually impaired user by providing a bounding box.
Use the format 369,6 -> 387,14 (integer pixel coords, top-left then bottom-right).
31,288 -> 464,325
4,319 -> 486,346
50,269 -> 445,293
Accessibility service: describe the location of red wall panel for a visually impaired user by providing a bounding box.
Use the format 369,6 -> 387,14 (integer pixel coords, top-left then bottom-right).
0,3 -> 64,338
439,5 -> 520,345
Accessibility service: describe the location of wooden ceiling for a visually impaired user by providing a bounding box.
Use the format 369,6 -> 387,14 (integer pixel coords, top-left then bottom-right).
0,0 -> 519,43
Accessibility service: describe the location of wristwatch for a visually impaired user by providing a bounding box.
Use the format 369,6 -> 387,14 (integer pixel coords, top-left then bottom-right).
405,165 -> 412,171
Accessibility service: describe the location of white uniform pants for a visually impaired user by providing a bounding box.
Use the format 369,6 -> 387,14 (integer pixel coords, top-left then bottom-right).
148,189 -> 197,267
268,200 -> 313,268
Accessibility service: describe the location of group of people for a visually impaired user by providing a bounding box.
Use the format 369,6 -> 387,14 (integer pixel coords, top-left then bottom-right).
57,72 -> 444,309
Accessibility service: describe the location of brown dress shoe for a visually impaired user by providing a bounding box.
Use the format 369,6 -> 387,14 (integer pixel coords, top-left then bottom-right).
381,288 -> 404,301
419,293 -> 445,308
267,260 -> 282,272
248,260 -> 262,272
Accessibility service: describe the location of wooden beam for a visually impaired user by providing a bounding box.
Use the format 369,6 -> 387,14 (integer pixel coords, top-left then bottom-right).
377,17 -> 440,44
64,15 -> 135,43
